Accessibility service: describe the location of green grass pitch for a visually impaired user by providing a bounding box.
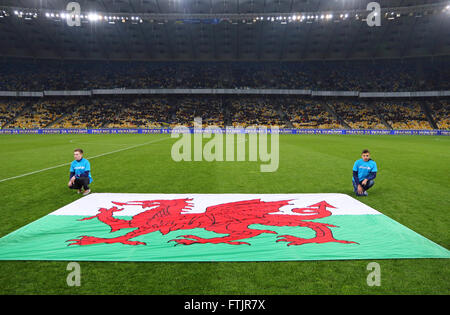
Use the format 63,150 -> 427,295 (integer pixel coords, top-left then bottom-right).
0,133 -> 448,294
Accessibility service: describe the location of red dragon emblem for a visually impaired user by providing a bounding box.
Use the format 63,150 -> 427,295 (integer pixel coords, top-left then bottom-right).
67,198 -> 357,246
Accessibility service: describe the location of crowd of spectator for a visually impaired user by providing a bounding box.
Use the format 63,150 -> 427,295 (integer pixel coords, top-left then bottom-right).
428,100 -> 450,130
228,96 -> 285,128
329,100 -> 387,130
2,96 -> 448,130
106,97 -> 174,128
280,99 -> 341,129
0,99 -> 26,127
0,57 -> 448,92
374,101 -> 431,130
172,96 -> 225,128
7,99 -> 78,129
1,57 -> 448,130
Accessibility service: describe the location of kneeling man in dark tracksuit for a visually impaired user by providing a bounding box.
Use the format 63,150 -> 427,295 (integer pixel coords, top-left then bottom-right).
352,149 -> 377,196
68,148 -> 93,196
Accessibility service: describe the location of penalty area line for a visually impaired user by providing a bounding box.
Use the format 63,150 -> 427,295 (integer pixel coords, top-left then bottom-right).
0,137 -> 170,183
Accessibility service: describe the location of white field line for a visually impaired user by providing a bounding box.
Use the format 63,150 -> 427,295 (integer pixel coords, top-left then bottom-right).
0,134 -> 250,183
0,137 -> 170,183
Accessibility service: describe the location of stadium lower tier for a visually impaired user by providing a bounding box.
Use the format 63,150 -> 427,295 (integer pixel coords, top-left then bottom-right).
0,96 -> 449,130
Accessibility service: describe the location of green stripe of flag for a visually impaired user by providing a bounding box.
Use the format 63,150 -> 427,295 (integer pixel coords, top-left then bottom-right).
0,214 -> 448,261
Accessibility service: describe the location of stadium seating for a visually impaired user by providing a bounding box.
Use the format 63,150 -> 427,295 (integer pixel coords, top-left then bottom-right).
329,100 -> 387,130
0,56 -> 448,131
2,96 -> 447,130
428,100 -> 450,130
374,101 -> 431,130
0,99 -> 27,128
0,58 -> 448,92
280,99 -> 342,129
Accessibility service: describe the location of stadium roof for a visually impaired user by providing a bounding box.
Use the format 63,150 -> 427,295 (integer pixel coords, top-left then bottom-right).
1,0 -> 447,14
0,0 -> 449,61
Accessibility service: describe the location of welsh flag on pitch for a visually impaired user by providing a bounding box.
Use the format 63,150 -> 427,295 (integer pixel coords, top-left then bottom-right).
0,193 -> 448,261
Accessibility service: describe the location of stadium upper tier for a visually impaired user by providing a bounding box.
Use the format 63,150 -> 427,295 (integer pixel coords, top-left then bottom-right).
0,57 -> 449,92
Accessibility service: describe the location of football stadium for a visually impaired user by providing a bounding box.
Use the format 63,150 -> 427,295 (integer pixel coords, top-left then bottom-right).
0,0 -> 449,300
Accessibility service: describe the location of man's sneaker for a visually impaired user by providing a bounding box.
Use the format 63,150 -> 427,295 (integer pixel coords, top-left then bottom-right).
83,189 -> 91,196
77,189 -> 82,194
363,191 -> 368,196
